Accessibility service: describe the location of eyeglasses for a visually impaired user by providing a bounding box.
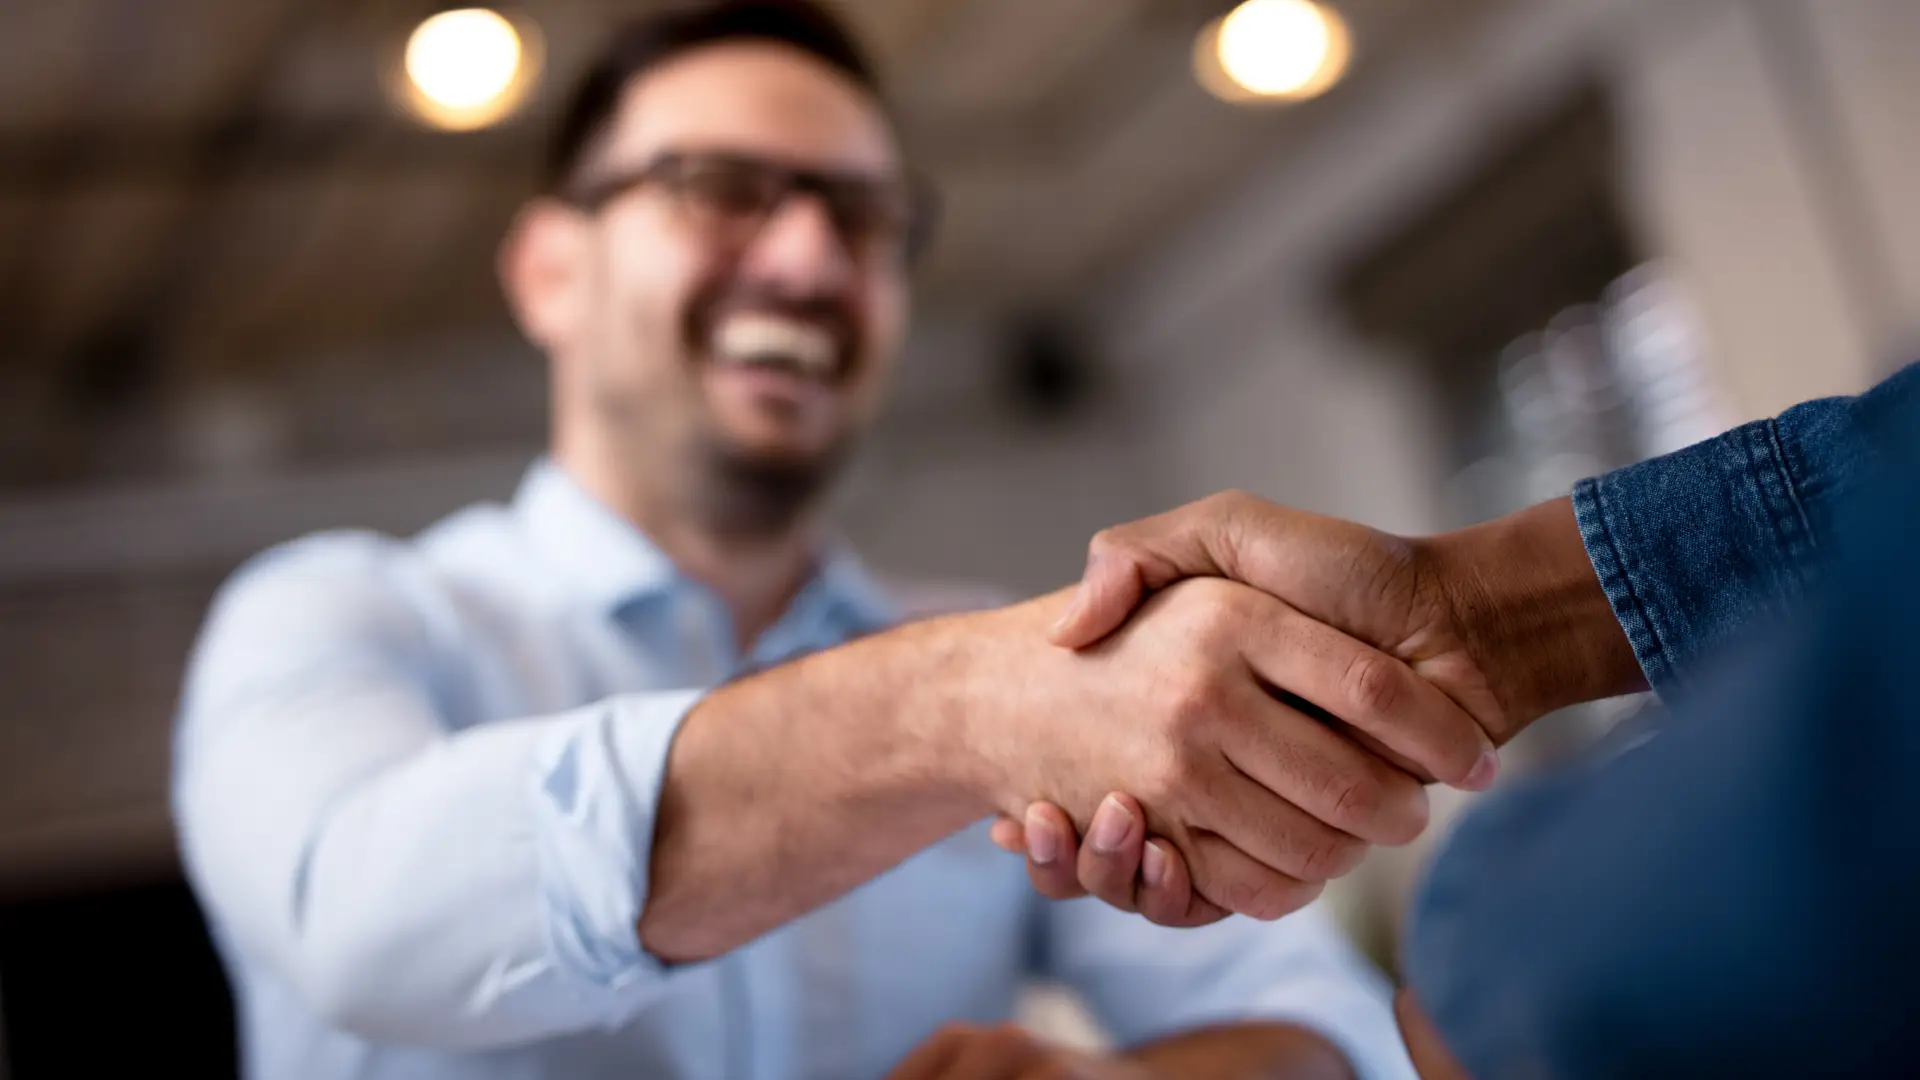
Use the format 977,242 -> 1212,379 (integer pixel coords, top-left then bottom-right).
561,150 -> 939,266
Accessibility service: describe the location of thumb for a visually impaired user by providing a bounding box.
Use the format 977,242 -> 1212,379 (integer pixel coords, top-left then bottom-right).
1050,496 -> 1249,647
1049,548 -> 1150,648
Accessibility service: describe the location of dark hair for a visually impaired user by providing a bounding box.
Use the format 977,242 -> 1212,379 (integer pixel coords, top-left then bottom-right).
544,0 -> 881,192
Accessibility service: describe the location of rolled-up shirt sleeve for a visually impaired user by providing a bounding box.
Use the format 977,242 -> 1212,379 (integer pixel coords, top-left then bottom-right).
1572,360 -> 1918,695
173,534 -> 706,1050
1039,898 -> 1416,1080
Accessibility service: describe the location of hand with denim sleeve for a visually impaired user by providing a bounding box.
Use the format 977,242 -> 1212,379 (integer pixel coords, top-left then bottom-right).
997,363 -> 1920,921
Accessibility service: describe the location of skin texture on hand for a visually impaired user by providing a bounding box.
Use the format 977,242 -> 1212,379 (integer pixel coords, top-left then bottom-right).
999,492 -> 1645,924
884,1021 -> 1356,1080
1051,491 -> 1643,746
959,580 -> 1476,923
1049,492 -> 1515,750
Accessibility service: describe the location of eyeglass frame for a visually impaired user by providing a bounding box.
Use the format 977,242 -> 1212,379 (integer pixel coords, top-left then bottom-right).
555,148 -> 942,266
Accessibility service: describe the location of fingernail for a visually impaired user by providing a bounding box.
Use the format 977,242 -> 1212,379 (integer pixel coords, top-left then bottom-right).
1025,806 -> 1061,865
1050,589 -> 1086,637
1142,842 -> 1169,888
1088,795 -> 1134,854
1461,750 -> 1500,791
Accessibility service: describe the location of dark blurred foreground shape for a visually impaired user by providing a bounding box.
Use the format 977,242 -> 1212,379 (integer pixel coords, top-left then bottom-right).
0,882 -> 234,1076
2,1 -> 1917,1076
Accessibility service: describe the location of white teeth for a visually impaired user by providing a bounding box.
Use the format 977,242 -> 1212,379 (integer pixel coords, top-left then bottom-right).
714,314 -> 838,377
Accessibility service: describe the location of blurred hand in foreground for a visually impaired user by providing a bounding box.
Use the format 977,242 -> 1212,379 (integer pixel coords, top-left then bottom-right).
882,1024 -> 1148,1080
884,1020 -> 1359,1080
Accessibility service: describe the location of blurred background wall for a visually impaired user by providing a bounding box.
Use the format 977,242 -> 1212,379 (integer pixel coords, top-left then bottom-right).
1,0 -> 1916,1074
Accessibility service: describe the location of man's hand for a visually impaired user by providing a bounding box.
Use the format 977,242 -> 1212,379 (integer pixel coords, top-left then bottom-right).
991,493 -> 1646,925
884,1024 -> 1151,1080
961,578 -> 1493,922
1051,491 -> 1644,752
644,569 -> 1493,961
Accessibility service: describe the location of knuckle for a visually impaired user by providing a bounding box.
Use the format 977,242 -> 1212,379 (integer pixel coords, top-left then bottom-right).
1341,650 -> 1403,718
1228,871 -> 1316,921
1086,527 -> 1127,562
1162,676 -> 1225,737
1297,834 -> 1365,882
1186,576 -> 1243,612
1137,756 -> 1190,808
1205,489 -> 1259,540
1327,776 -> 1382,833
1128,745 -> 1190,803
1208,488 -> 1252,514
1257,879 -> 1318,921
1220,872 -> 1275,917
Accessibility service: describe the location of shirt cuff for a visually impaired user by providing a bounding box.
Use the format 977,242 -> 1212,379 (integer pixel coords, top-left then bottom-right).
1571,418 -> 1817,696
526,689 -> 708,1012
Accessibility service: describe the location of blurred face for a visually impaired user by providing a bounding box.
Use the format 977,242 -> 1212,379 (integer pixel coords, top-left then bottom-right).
512,42 -> 913,530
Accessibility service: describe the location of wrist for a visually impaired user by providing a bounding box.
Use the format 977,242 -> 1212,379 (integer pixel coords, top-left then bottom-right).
920,589 -> 1078,817
1422,496 -> 1646,740
881,606 -> 1025,816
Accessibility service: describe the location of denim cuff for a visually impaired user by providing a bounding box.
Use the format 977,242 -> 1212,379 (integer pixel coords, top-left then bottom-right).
1574,363 -> 1920,695
1571,417 -> 1820,695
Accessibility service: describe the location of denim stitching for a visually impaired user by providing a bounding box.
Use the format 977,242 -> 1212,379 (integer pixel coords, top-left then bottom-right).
1763,417 -> 1820,568
1577,477 -> 1672,690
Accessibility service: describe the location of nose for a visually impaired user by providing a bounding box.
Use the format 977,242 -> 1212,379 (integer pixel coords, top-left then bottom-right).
739,192 -> 855,294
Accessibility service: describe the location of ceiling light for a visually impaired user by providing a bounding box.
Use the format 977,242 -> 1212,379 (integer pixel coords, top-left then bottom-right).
399,8 -> 540,131
1195,0 -> 1351,105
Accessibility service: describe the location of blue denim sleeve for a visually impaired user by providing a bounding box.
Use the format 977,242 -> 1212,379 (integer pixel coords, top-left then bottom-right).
1571,361 -> 1920,694
1403,371 -> 1920,1079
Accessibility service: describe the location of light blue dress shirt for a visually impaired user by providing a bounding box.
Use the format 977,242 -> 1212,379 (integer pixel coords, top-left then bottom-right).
173,460 -> 1416,1080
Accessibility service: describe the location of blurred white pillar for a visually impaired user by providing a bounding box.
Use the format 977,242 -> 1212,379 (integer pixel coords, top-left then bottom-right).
1614,0 -> 1919,418
1805,0 -> 1920,364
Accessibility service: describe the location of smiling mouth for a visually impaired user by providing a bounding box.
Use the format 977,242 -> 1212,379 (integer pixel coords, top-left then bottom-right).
710,312 -> 844,383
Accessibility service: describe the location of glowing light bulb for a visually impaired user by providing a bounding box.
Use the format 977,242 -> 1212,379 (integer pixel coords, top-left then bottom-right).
1196,0 -> 1351,105
399,9 -> 538,130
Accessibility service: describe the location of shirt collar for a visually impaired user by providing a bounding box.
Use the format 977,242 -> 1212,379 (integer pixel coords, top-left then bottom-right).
514,459 -> 679,613
512,459 -> 899,632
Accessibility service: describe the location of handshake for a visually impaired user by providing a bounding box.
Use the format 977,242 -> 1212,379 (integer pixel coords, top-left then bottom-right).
946,490 -> 1640,926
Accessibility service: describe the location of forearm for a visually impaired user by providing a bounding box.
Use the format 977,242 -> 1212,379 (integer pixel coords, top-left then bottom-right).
639,605 -> 1018,962
1126,1022 -> 1357,1080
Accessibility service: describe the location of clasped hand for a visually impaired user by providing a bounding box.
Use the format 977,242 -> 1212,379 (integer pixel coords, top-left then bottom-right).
983,491 -> 1527,925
